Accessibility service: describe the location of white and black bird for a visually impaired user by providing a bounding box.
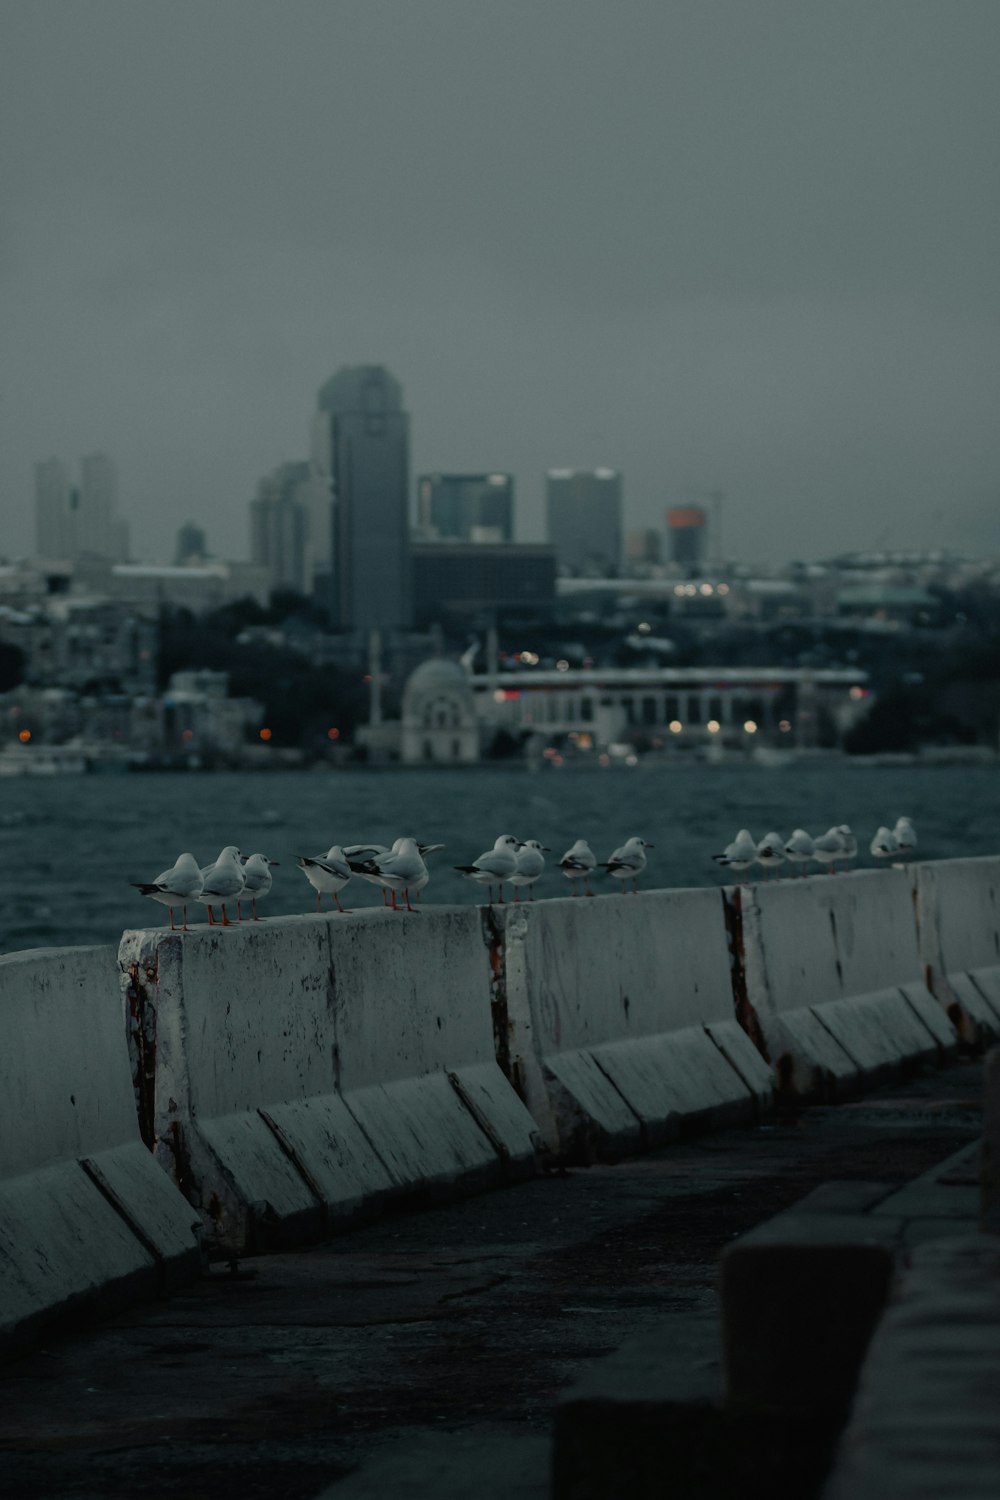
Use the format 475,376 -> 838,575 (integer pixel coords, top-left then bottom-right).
354,836 -> 428,912
410,843 -> 445,904
812,826 -> 845,873
837,824 -> 858,868
603,836 -> 653,893
893,816 -> 917,854
784,828 -> 815,875
297,845 -> 352,913
454,834 -> 520,905
196,846 -> 245,926
343,842 -> 391,903
240,853 -> 279,921
870,825 -> 900,861
510,839 -> 549,901
755,831 -> 786,880
558,838 -> 597,897
712,829 -> 757,880
131,851 -> 203,931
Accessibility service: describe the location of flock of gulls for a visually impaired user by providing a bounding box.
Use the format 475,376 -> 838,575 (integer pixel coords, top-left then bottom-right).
712,816 -> 917,881
132,820 -> 915,932
131,834 -> 654,931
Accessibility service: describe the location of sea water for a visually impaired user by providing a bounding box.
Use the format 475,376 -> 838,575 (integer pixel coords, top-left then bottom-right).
0,761 -> 996,955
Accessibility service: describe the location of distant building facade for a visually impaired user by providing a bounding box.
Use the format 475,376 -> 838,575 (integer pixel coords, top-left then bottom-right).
400,658 -> 479,764
416,473 -> 514,543
311,365 -> 412,631
34,452 -> 129,562
250,461 -> 312,595
175,522 -> 208,565
546,468 -> 622,575
411,542 -> 556,625
667,506 -> 708,571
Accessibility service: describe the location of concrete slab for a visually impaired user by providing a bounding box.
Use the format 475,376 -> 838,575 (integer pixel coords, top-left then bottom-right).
315,1430 -> 551,1500
806,988 -> 943,1089
823,1235 -> 1000,1500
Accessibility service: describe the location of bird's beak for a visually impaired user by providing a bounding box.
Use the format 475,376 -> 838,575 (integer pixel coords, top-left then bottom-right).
644,842 -> 655,848
541,846 -> 551,852
269,860 -> 280,866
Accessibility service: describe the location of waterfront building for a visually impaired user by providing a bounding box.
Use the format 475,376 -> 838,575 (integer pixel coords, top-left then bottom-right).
411,542 -> 556,626
250,462 -> 312,596
34,459 -> 74,559
400,657 -> 479,764
174,523 -> 208,565
311,365 -> 412,631
546,468 -> 622,575
416,473 -> 514,543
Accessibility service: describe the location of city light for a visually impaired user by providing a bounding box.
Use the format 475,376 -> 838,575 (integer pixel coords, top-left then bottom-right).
556,659 -> 570,672
18,729 -> 31,743
717,583 -> 730,595
849,685 -> 869,700
699,583 -> 713,595
707,720 -> 721,734
743,720 -> 758,734
259,727 -> 272,741
669,720 -> 683,733
327,727 -> 340,740
779,719 -> 792,732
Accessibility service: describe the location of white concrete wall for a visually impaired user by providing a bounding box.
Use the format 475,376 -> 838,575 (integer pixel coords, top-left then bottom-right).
0,945 -> 200,1354
914,858 -> 1000,1039
738,870 -> 956,1097
119,907 -> 540,1253
500,890 -> 773,1157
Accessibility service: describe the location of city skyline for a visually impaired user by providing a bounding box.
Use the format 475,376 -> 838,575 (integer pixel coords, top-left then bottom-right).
2,2 -> 998,567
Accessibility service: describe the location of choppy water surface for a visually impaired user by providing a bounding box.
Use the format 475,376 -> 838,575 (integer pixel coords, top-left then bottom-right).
0,761 -> 996,954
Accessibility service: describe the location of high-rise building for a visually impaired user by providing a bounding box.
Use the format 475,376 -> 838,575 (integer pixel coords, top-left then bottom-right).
416,473 -> 514,543
546,468 -> 622,576
666,506 -> 708,571
311,365 -> 411,631
34,452 -> 129,562
35,459 -> 73,558
250,462 -> 313,596
175,521 -> 208,565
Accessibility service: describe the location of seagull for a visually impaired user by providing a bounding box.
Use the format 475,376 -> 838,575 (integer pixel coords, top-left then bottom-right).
297,845 -> 352,913
131,851 -> 203,931
454,834 -> 520,905
755,831 -> 786,881
510,839 -> 549,901
813,826 -> 845,873
355,836 -> 428,912
603,836 -> 653,894
558,838 -> 597,897
870,825 -> 900,861
344,842 -> 391,904
196,846 -> 245,926
837,824 -> 858,869
784,828 -> 815,875
240,853 -> 279,921
893,816 -> 917,854
410,843 -> 445,904
712,829 -> 757,881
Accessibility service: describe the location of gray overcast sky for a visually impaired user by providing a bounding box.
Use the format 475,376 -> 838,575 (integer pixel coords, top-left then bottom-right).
2,0 -> 998,565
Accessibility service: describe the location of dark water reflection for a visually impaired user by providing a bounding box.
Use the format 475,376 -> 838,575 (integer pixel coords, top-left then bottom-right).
0,762 -> 996,954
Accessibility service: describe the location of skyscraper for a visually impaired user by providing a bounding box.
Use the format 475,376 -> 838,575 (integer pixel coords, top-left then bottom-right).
249,462 -> 312,595
416,473 -> 514,543
34,452 -> 129,561
546,468 -> 622,576
311,365 -> 412,631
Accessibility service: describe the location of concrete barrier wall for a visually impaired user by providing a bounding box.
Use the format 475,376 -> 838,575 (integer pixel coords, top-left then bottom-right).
0,946 -> 201,1355
913,857 -> 1000,1043
498,889 -> 774,1158
118,908 -> 541,1253
733,869 -> 957,1098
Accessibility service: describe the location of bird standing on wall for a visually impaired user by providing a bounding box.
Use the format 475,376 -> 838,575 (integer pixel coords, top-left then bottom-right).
409,842 -> 445,904
712,829 -> 757,882
297,845 -> 352,913
559,838 -> 597,897
344,842 -> 391,903
755,832 -> 786,881
454,834 -> 520,905
784,828 -> 815,875
131,851 -> 203,932
837,825 -> 858,870
813,827 -> 845,873
196,846 -> 245,926
870,826 -> 900,861
241,853 -> 279,921
510,839 -> 548,901
356,836 -> 428,912
603,836 -> 653,893
894,817 -> 917,854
